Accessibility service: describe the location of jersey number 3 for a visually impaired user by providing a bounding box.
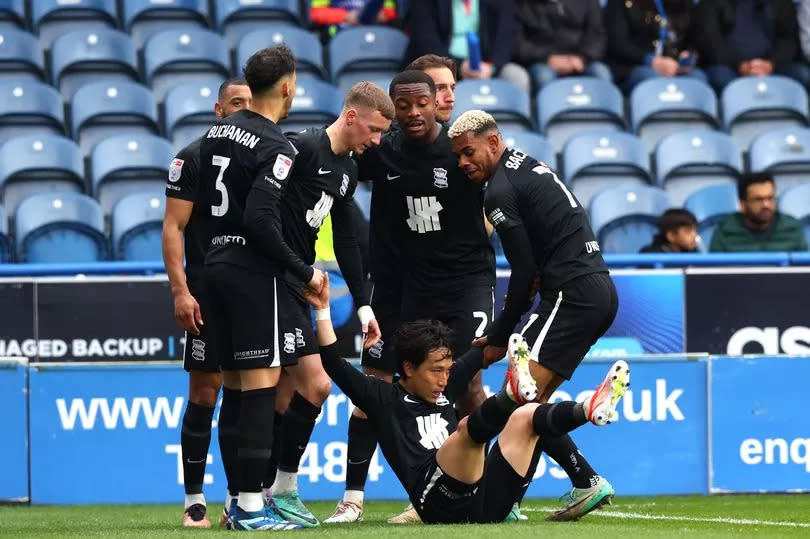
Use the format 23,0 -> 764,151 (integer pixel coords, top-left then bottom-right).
211,155 -> 231,217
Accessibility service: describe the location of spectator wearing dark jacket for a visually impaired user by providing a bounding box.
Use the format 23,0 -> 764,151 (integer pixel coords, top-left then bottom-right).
403,0 -> 517,82
604,0 -> 705,93
640,209 -> 699,253
694,0 -> 809,93
500,0 -> 611,94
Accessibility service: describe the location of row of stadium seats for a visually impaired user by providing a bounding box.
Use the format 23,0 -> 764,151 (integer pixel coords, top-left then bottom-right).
4,70 -> 810,158
3,180 -> 808,264
1,125 -> 809,226
0,0 -> 304,48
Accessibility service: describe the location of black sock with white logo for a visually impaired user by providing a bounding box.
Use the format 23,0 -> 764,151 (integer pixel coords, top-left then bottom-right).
345,415 -> 377,492
539,435 -> 598,489
279,392 -> 321,474
182,401 -> 215,495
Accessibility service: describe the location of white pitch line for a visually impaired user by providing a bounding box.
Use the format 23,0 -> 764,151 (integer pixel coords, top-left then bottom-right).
525,507 -> 810,528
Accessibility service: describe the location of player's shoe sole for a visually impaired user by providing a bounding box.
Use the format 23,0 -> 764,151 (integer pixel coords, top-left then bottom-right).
273,492 -> 320,528
323,501 -> 364,524
587,360 -> 630,426
506,334 -> 538,404
546,476 -> 615,522
182,504 -> 211,528
387,503 -> 421,524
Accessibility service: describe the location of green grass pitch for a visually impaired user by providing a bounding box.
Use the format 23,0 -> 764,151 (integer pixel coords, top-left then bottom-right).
2,495 -> 810,538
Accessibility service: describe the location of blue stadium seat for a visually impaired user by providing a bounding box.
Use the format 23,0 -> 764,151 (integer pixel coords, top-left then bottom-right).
123,0 -> 209,49
71,80 -> 159,155
630,78 -> 719,152
684,183 -> 738,249
590,184 -> 672,253
32,0 -> 117,49
500,130 -> 556,171
91,133 -> 173,214
0,0 -> 25,30
284,77 -> 343,133
50,29 -> 138,100
0,81 -> 65,142
778,183 -> 810,247
163,78 -> 222,150
562,132 -> 652,209
0,134 -> 84,216
721,76 -> 809,150
237,25 -> 324,79
216,0 -> 302,49
655,130 -> 742,205
143,29 -> 229,102
328,26 -> 407,89
336,73 -> 392,96
0,28 -> 45,82
111,190 -> 164,260
537,77 -> 625,152
15,192 -> 107,263
0,202 -> 9,261
749,127 -> 810,194
453,79 -> 533,131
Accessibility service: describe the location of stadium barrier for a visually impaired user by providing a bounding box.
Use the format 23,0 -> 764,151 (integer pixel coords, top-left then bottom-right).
2,355 -> 807,504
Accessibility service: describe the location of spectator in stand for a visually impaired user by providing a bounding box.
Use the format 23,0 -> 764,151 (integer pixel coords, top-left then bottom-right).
710,173 -> 808,252
502,0 -> 610,95
604,0 -> 705,94
694,0 -> 809,93
310,0 -> 398,38
640,209 -> 699,253
403,0 -> 517,82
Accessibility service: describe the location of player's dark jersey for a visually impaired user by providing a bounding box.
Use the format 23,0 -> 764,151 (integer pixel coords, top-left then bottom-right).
281,128 -> 367,306
320,343 -> 483,495
199,109 -> 311,282
360,125 -> 494,292
485,148 -> 608,344
164,136 -> 206,283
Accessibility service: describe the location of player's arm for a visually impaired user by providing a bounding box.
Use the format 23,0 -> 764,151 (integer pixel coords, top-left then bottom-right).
445,347 -> 485,402
243,143 -> 320,286
305,274 -> 390,414
162,197 -> 203,335
331,193 -> 381,347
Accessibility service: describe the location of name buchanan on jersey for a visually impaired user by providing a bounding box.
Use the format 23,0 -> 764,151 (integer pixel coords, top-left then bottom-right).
205,124 -> 261,149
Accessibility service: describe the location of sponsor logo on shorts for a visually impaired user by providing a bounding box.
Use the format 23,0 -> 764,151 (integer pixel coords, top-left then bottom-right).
234,348 -> 270,360
433,167 -> 448,188
211,235 -> 246,246
295,328 -> 305,349
191,339 -> 205,361
367,339 -> 383,359
283,333 -> 296,354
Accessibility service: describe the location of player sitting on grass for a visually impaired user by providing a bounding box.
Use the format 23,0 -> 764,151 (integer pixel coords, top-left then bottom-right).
304,273 -> 630,524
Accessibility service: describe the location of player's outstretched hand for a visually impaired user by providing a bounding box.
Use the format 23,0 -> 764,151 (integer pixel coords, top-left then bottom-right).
174,292 -> 202,335
363,318 -> 382,349
308,267 -> 324,292
304,272 -> 330,310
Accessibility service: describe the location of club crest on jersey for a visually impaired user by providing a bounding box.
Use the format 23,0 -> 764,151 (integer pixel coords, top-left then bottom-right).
273,154 -> 292,180
433,167 -> 448,188
283,332 -> 296,354
168,158 -> 184,182
340,173 -> 350,197
368,339 -> 383,359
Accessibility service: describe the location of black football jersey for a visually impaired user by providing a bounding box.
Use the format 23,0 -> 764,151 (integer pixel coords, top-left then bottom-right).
485,148 -> 607,289
360,126 -> 495,292
320,343 -> 483,494
282,128 -> 358,266
199,109 -> 311,282
164,136 -> 207,282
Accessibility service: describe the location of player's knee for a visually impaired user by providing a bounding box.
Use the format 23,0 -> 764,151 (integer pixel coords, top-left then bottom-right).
309,376 -> 332,405
189,382 -> 221,408
504,404 -> 539,436
456,416 -> 470,437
